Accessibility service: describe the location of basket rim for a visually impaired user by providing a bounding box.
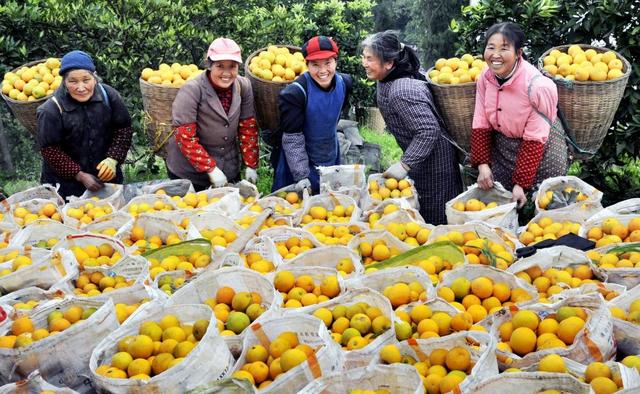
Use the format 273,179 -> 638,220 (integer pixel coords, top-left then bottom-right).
537,44 -> 631,85
243,44 -> 302,86
2,58 -> 57,105
425,66 -> 478,88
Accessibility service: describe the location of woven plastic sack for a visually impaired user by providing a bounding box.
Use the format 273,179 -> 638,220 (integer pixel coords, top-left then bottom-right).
278,246 -> 364,278
10,198 -> 64,228
440,265 -> 539,308
429,221 -> 514,250
61,199 -> 116,229
221,235 -> 284,270
361,199 -> 416,223
374,208 -> 428,227
346,266 -> 436,302
0,248 -> 77,293
0,223 -> 17,248
260,227 -> 322,254
609,282 -> 640,356
6,185 -> 63,206
8,219 -> 80,249
90,303 -> 234,394
446,182 -> 518,233
0,287 -> 65,315
318,164 -> 367,203
0,369 -> 80,394
274,265 -> 346,313
141,179 -> 195,197
534,176 -> 603,219
298,192 -> 362,226
374,331 -> 498,393
196,187 -> 242,216
581,213 -> 640,242
234,180 -> 260,205
487,293 -> 615,369
508,245 -> 607,281
520,358 -> 640,391
186,211 -> 246,254
83,211 -> 133,236
588,242 -> 640,288
53,233 -> 128,267
518,210 -> 585,245
232,314 -> 343,394
301,288 -> 395,369
589,198 -> 640,222
119,194 -> 178,217
115,215 -> 188,252
73,183 -> 125,208
236,196 -> 299,225
347,230 -> 412,257
467,372 -> 591,394
299,363 -> 423,394
361,173 -> 419,212
51,254 -> 150,305
167,267 -> 282,356
0,297 -> 118,390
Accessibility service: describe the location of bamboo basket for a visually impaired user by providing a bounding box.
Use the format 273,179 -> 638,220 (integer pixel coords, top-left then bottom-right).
1,59 -> 53,136
425,68 -> 477,154
365,107 -> 386,133
243,45 -> 301,131
538,44 -> 631,156
139,77 -> 180,157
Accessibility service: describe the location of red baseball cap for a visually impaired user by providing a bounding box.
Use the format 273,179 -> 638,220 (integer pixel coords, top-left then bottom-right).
301,36 -> 339,61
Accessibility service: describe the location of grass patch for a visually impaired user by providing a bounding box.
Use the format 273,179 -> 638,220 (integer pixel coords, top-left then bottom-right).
359,127 -> 402,169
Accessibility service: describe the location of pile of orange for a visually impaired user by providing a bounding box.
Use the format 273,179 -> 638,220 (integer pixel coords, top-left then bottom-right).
203,286 -> 265,336
123,226 -> 182,254
394,304 -> 486,341
382,281 -> 428,309
0,253 -> 33,276
300,204 -> 356,224
70,243 -> 121,269
356,239 -> 402,266
273,270 -> 340,308
542,45 -> 625,81
433,231 -> 515,270
95,314 -> 208,380
241,252 -> 276,274
306,223 -> 359,246
12,202 -> 62,226
519,217 -> 582,246
274,237 -> 316,260
368,178 -> 413,201
232,331 -> 314,389
73,271 -> 134,297
66,202 -> 113,225
585,217 -> 640,248
610,298 -> 640,324
452,198 -> 499,212
147,250 -> 211,279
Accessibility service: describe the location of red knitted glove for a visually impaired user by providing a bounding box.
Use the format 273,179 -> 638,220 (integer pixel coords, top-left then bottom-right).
239,117 -> 259,169
513,139 -> 545,189
174,122 -> 216,172
471,128 -> 492,167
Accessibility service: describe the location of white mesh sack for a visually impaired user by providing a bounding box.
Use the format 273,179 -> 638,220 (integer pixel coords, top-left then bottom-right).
446,182 -> 518,234
534,176 -> 603,219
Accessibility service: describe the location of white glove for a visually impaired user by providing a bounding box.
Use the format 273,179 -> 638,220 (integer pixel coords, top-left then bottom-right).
245,168 -> 258,184
295,178 -> 311,193
383,161 -> 409,179
207,166 -> 228,188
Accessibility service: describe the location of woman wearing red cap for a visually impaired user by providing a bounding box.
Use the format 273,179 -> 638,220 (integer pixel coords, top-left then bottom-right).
361,31 -> 462,225
272,35 -> 353,194
166,38 -> 259,190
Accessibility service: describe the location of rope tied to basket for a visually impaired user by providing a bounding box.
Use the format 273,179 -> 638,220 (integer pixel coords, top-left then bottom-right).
142,111 -> 176,154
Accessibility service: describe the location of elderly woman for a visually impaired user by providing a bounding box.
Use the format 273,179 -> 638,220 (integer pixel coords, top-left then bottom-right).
361,31 -> 462,225
165,37 -> 259,191
471,22 -> 567,207
272,35 -> 352,194
37,50 -> 133,199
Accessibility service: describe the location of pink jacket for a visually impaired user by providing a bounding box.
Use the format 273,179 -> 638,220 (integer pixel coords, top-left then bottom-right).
472,58 -> 558,143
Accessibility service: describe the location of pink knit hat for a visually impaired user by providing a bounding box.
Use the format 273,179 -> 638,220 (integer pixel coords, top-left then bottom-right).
207,38 -> 242,64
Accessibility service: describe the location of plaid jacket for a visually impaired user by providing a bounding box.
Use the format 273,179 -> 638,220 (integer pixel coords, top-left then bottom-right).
377,77 -> 463,225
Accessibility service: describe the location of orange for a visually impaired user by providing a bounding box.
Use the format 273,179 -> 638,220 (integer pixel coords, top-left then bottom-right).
248,361 -> 270,384
509,327 -> 537,356
589,377 -> 618,394
280,348 -> 308,372
269,357 -> 283,380
273,271 -> 295,293
492,283 -> 511,302
585,362 -> 611,383
471,276 -> 493,299
269,338 -> 291,358
127,358 -> 151,378
512,310 -> 539,330
11,316 -> 34,336
557,316 -> 585,345
445,347 -> 471,371
216,286 -> 236,305
429,348 -> 448,366
49,318 -> 71,332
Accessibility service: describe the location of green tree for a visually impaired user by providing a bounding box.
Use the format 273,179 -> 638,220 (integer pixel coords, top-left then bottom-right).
410,0 -> 467,66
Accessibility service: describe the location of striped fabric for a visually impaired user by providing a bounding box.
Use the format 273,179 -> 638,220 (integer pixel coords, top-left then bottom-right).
377,78 -> 463,225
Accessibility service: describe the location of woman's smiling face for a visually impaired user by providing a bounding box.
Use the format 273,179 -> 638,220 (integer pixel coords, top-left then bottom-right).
484,32 -> 518,78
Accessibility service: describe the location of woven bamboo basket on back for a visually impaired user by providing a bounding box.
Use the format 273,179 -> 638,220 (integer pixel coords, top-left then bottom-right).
538,44 -> 631,156
1,59 -> 54,136
244,45 -> 301,132
425,69 -> 477,155
139,78 -> 180,157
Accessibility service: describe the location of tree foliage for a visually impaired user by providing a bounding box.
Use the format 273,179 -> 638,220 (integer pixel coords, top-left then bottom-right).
0,0 -> 375,183
452,0 -> 640,204
410,0 -> 466,66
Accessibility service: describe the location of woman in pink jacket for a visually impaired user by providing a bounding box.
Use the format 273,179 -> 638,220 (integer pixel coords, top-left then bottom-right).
471,22 -> 567,207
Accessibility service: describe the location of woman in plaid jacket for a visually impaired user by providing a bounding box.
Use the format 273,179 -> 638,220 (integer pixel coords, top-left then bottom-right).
361,31 -> 462,225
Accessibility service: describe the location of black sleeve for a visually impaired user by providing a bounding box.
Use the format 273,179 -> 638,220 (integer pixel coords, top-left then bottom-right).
277,75 -> 307,135
103,84 -> 132,129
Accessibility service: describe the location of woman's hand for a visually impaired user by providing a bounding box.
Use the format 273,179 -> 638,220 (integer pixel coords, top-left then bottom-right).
477,164 -> 494,189
75,171 -> 103,192
512,184 -> 527,208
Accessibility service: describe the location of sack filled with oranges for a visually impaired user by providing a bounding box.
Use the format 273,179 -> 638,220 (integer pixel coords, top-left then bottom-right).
608,282 -> 640,356
0,248 -> 77,294
535,176 -> 603,219
347,229 -> 412,268
318,164 -> 368,202
446,182 -> 518,234
279,245 -> 364,278
467,370 -> 591,394
586,241 -> 640,289
0,297 -> 119,389
363,173 -> 419,212
75,183 -> 125,210
90,303 -> 233,393
9,219 -> 79,249
230,314 -> 342,392
167,266 -> 281,356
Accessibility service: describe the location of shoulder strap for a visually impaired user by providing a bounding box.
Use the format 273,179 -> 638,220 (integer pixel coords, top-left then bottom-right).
51,96 -> 63,114
98,84 -> 110,110
291,81 -> 307,104
527,75 -> 553,127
